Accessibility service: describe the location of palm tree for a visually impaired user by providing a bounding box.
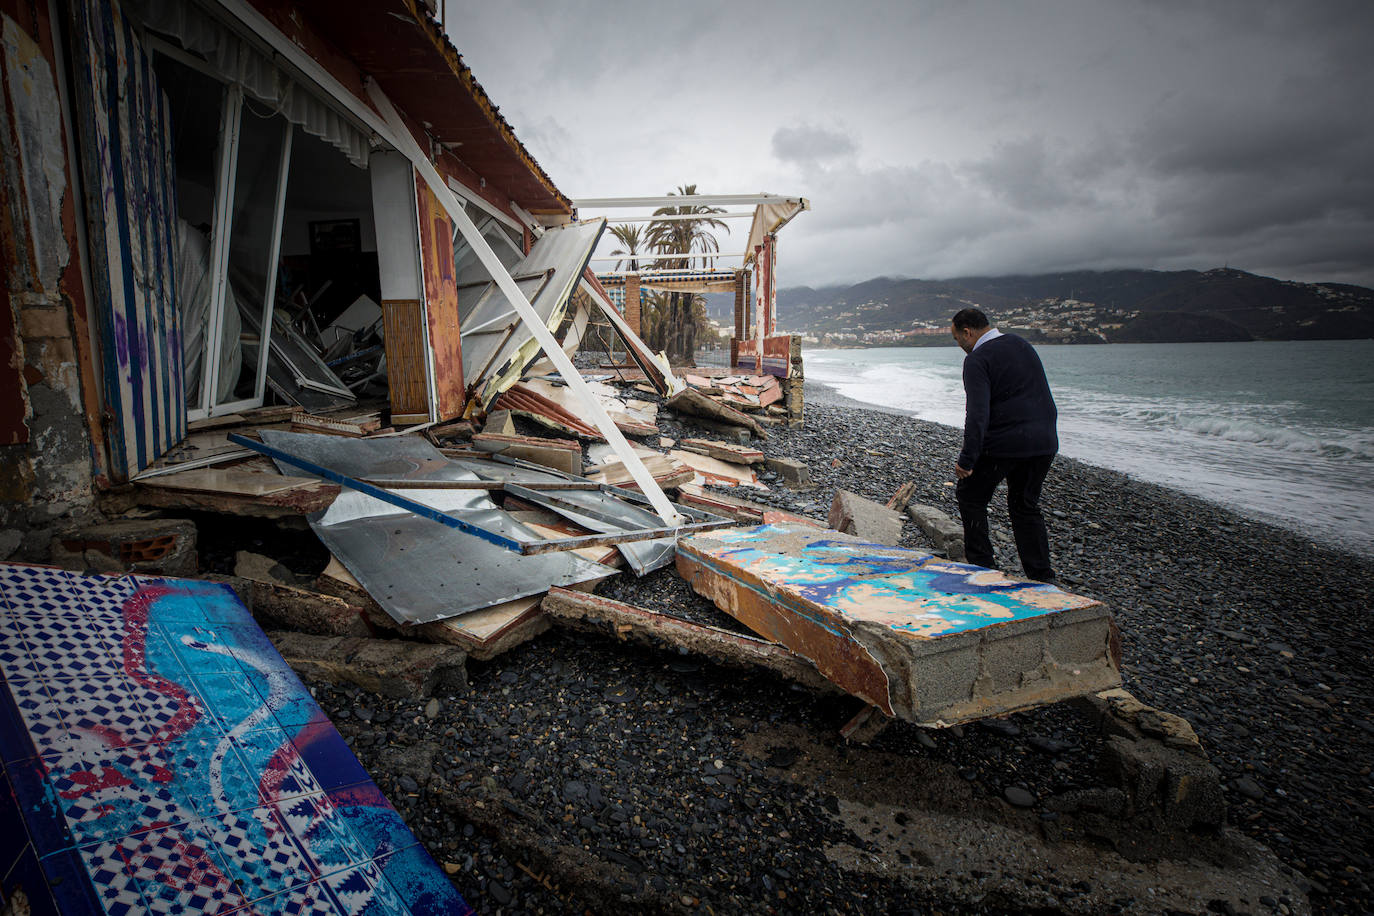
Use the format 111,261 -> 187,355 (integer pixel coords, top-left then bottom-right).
608,223 -> 646,272
645,185 -> 728,364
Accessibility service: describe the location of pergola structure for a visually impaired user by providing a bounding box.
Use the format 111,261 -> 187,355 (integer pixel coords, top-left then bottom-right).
575,194 -> 808,375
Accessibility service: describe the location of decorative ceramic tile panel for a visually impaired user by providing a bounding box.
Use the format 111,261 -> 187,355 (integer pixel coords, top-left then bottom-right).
0,563 -> 473,915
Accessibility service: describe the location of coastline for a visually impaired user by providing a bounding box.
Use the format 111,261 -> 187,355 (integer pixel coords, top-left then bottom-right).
803,375 -> 1374,560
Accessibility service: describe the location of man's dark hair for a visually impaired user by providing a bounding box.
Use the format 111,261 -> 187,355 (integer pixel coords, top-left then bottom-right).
952,307 -> 990,331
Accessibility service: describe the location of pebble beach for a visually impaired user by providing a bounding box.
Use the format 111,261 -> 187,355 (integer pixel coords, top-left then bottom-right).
308,381 -> 1374,915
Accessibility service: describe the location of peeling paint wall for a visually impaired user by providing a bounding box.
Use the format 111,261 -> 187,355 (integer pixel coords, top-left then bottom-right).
0,5 -> 99,549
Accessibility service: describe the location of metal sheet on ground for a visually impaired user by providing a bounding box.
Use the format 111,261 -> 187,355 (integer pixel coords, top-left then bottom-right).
445,456 -> 675,575
258,431 -> 616,623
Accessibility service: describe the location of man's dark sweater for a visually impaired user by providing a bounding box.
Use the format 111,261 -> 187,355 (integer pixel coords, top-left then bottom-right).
957,333 -> 1058,469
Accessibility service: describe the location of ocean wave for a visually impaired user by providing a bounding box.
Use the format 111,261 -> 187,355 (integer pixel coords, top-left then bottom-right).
808,362 -> 965,421
1073,401 -> 1374,462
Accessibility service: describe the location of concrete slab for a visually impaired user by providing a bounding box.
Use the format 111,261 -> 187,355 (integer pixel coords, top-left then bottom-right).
676,524 -> 1121,726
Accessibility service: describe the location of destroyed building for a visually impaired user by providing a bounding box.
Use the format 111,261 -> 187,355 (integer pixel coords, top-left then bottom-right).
1,1 -> 1280,913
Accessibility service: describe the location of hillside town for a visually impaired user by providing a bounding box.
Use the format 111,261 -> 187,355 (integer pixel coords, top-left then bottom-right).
797,298 -> 1137,347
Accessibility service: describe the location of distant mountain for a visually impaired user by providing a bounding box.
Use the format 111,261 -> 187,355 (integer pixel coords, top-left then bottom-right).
770,268 -> 1374,344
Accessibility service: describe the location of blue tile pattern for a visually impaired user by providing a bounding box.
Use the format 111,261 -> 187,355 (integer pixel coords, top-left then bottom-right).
0,563 -> 472,915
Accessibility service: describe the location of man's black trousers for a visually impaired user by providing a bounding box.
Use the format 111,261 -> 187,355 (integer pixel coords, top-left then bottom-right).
955,454 -> 1055,582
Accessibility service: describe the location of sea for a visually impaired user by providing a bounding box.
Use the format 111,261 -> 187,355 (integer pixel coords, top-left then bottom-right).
804,340 -> 1374,557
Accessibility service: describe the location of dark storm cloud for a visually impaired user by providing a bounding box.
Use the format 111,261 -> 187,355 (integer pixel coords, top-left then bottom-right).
453,0 -> 1374,287
771,125 -> 856,164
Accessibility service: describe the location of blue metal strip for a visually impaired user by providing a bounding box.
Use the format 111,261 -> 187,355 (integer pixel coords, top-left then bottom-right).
227,434 -> 527,553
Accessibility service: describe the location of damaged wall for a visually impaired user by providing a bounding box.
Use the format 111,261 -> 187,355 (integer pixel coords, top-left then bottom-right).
0,3 -> 103,550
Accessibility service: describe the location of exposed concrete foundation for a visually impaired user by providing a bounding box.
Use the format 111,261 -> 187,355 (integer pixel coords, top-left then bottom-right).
268,630 -> 468,699
49,517 -> 198,576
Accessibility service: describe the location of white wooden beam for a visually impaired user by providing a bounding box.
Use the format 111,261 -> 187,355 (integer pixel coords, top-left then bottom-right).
598,212 -> 756,223
588,251 -> 745,263
575,194 -> 807,209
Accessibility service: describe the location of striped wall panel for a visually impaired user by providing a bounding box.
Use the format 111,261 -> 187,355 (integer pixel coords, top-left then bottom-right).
71,0 -> 184,480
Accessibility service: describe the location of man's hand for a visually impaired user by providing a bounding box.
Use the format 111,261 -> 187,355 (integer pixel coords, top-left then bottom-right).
955,464 -> 972,479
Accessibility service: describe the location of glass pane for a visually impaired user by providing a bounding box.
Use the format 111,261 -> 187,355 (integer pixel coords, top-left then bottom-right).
152,54 -> 226,412
224,100 -> 290,403
454,214 -> 522,287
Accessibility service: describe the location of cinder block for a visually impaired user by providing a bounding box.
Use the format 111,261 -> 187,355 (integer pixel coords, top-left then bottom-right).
829,489 -> 902,545
472,432 -> 581,474
906,503 -> 965,559
765,456 -> 812,488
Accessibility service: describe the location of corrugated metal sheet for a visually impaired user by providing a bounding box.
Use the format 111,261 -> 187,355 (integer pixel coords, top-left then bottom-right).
71,0 -> 183,479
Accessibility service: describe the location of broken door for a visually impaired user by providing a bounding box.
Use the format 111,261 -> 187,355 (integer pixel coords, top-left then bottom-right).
458,219 -> 605,407
416,176 -> 464,420
70,0 -> 183,479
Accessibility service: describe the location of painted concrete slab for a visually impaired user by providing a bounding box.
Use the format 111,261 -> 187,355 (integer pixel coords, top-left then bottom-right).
0,562 -> 472,915
676,524 -> 1121,726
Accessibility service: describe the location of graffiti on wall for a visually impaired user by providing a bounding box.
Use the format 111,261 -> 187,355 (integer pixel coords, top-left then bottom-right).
0,563 -> 472,914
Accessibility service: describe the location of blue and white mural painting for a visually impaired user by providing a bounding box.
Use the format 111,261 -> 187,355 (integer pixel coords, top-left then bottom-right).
0,563 -> 472,915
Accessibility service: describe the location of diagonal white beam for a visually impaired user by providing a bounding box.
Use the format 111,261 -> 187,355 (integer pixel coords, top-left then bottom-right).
575,194 -> 807,209
364,78 -> 683,525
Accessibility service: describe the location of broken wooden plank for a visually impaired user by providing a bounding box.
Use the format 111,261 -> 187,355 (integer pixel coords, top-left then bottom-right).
417,598 -> 551,660
138,466 -> 323,498
425,418 -> 475,442
670,449 -> 767,490
101,474 -> 341,519
290,410 -> 383,437
887,481 -> 917,511
523,376 -> 659,438
585,454 -> 694,491
357,477 -> 600,491
541,587 -> 835,692
317,556 -> 551,661
678,438 -> 765,465
666,387 -> 767,440
186,404 -> 297,432
675,523 -> 1121,726
676,484 -> 823,529
472,431 -> 582,475
676,483 -> 766,525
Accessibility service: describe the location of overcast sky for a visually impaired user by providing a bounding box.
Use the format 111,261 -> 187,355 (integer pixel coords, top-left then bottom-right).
448,0 -> 1374,289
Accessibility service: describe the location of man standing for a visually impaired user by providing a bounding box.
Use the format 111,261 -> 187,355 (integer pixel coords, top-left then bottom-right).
950,308 -> 1059,582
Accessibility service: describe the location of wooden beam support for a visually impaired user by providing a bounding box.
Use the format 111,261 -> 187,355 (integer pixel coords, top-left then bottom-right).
541,587 -> 834,692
